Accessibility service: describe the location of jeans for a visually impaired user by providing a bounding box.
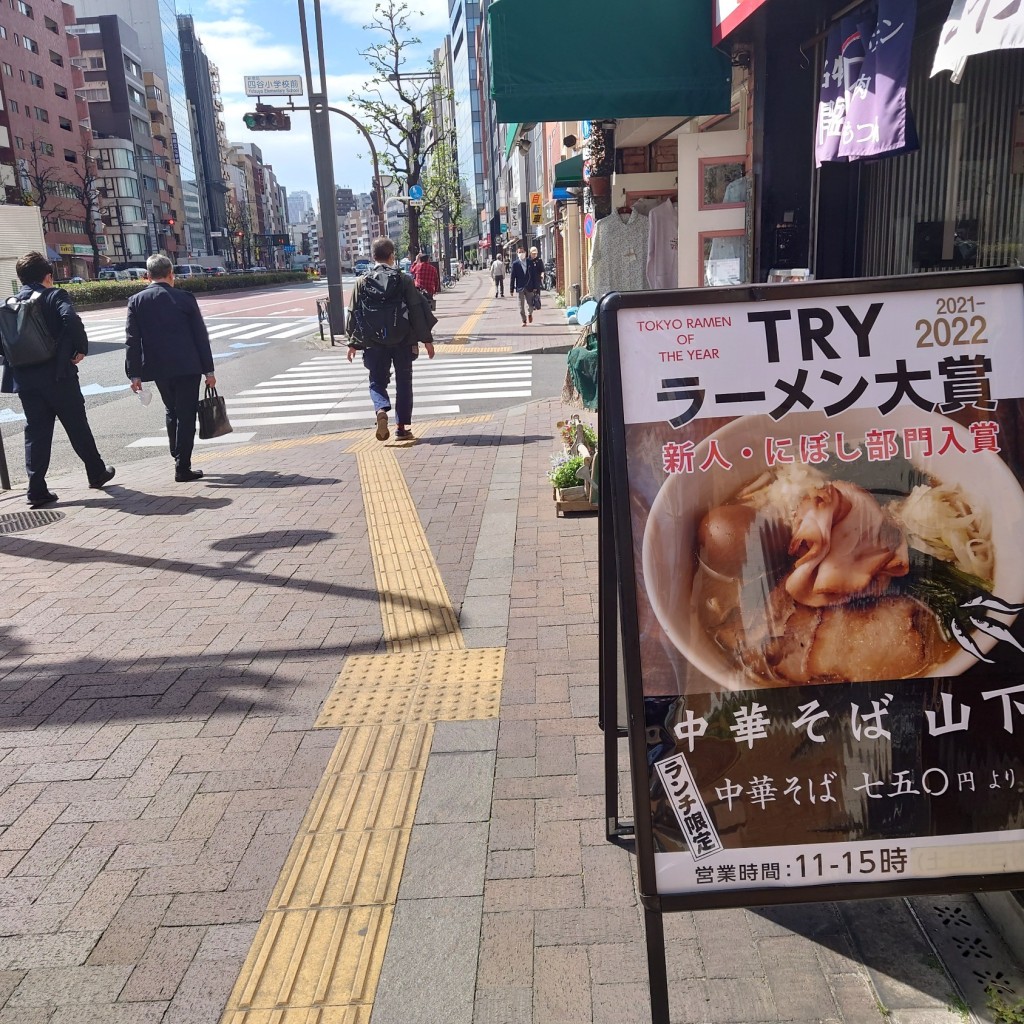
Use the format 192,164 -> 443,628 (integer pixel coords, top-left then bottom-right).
493,276 -> 504,296
155,374 -> 202,471
363,344 -> 415,425
19,378 -> 106,497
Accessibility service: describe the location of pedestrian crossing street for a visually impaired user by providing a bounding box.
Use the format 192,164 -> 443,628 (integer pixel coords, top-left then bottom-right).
81,317 -> 318,349
226,352 -> 534,428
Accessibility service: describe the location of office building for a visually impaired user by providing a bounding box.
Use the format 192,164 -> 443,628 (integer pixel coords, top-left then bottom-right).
288,188 -> 312,224
448,0 -> 485,250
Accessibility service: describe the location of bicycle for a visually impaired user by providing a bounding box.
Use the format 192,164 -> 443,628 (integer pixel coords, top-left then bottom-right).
441,275 -> 456,289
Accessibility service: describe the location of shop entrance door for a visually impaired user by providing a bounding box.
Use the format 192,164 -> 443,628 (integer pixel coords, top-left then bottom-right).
676,128 -> 749,287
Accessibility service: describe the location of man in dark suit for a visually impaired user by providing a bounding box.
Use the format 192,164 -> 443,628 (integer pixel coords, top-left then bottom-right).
125,254 -> 216,482
0,251 -> 114,507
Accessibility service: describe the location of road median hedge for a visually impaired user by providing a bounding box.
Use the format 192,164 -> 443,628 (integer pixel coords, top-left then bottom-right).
64,272 -> 309,308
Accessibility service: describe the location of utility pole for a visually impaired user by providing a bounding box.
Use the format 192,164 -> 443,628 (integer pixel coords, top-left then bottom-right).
297,0 -> 344,342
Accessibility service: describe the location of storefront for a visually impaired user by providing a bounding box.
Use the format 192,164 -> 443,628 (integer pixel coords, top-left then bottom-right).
744,0 -> 1024,282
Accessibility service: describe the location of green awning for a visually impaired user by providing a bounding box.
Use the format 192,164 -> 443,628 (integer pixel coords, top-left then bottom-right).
488,0 -> 732,124
504,123 -> 521,160
553,154 -> 584,188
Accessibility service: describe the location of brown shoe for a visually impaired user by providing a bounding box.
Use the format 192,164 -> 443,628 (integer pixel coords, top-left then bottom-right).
528,312 -> 533,323
375,410 -> 389,441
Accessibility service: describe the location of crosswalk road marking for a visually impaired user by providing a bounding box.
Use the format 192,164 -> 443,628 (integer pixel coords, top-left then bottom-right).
226,354 -> 534,429
80,318 -> 317,345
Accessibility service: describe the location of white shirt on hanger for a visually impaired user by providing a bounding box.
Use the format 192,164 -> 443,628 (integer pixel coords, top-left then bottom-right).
588,208 -> 650,298
646,199 -> 678,290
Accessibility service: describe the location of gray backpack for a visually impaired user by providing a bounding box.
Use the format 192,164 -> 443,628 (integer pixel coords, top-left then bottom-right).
0,291 -> 58,367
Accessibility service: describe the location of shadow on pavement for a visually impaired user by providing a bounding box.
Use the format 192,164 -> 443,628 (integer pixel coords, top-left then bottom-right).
413,433 -> 553,448
63,486 -> 233,515
202,471 -> 341,489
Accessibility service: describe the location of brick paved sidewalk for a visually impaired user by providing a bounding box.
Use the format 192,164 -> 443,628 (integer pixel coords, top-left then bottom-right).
0,278 -> 1017,1023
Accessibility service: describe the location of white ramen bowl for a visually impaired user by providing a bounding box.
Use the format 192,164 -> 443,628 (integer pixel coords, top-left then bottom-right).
641,407 -> 1024,690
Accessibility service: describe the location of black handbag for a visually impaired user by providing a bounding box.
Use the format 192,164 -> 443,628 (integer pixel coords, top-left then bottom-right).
198,385 -> 232,439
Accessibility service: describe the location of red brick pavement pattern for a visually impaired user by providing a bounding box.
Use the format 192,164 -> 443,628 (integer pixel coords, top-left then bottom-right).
0,421 -> 514,1021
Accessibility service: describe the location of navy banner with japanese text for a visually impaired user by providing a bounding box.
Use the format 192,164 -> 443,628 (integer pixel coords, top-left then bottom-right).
610,272 -> 1024,899
815,0 -> 919,166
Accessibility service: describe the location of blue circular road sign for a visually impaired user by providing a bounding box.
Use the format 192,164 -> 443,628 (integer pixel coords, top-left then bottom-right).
409,184 -> 424,201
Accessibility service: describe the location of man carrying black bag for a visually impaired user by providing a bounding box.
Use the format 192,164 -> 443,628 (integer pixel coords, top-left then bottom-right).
346,237 -> 432,441
126,254 -> 216,482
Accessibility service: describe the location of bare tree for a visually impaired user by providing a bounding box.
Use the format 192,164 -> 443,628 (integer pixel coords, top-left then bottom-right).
64,147 -> 105,272
17,135 -> 71,231
350,0 -> 448,258
225,196 -> 253,269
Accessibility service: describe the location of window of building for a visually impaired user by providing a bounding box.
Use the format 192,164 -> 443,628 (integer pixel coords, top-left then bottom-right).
34,106 -> 48,122
43,15 -> 57,33
131,115 -> 150,138
79,85 -> 110,102
14,136 -> 23,149
123,54 -> 141,79
0,25 -> 6,39
49,50 -> 62,67
80,51 -> 105,69
63,148 -> 76,162
1,63 -> 11,77
58,115 -> 72,130
54,82 -> 67,99
7,99 -> 18,114
127,85 -> 145,106
17,1 -> 33,18
145,83 -> 162,101
54,217 -> 86,233
29,71 -> 43,88
142,174 -> 156,192
22,34 -> 39,54
101,175 -> 139,199
19,69 -> 25,82
95,147 -> 135,170
50,180 -> 75,199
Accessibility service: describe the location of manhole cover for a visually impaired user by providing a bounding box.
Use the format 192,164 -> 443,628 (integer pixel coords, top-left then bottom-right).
0,509 -> 65,535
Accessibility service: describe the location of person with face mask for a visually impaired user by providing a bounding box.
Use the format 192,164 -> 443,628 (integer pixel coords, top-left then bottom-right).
509,246 -> 544,326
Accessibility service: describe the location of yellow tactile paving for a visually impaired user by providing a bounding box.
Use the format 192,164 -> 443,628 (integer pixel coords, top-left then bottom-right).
355,448 -> 463,653
315,649 -> 505,729
449,296 -> 492,344
221,394 -> 506,1024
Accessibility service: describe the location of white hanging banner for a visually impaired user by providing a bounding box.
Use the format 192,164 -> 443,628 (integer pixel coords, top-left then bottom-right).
932,0 -> 1024,83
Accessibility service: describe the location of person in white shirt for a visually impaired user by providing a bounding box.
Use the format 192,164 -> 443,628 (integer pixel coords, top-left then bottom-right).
490,256 -> 506,297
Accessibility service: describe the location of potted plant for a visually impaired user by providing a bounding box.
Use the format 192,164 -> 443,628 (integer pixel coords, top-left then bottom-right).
550,417 -> 599,515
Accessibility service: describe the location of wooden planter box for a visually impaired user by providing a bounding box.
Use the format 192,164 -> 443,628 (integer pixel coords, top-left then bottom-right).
553,485 -> 597,516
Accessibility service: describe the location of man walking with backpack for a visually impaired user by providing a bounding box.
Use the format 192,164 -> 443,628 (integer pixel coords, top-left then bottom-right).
0,251 -> 114,507
347,237 -> 433,441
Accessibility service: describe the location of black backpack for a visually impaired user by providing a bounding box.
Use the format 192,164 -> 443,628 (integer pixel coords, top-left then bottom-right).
0,291 -> 58,367
350,266 -> 411,348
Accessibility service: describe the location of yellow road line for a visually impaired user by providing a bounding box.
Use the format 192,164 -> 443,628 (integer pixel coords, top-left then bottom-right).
449,296 -> 492,345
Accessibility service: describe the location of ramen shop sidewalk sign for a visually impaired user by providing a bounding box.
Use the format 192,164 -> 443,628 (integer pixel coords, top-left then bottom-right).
597,269 -> 1024,1024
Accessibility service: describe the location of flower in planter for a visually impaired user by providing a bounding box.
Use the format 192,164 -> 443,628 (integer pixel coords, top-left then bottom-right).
548,452 -> 585,489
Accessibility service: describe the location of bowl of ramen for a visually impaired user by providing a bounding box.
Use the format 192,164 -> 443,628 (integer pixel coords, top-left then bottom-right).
641,407 -> 1024,690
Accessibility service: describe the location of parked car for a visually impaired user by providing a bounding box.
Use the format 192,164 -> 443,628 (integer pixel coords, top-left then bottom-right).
124,268 -> 148,281
66,276 -> 84,285
98,269 -> 130,281
205,266 -> 228,276
173,264 -> 206,278
353,259 -> 372,275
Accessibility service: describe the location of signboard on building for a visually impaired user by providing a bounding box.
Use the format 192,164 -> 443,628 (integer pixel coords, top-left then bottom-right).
712,0 -> 771,45
530,191 -> 542,225
600,269 -> 1024,910
244,75 -> 303,97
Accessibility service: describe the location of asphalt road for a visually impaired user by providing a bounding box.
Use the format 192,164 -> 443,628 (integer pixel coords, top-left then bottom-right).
0,279 -> 568,493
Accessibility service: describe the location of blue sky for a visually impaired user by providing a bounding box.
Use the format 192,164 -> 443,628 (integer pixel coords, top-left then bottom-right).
181,0 -> 451,206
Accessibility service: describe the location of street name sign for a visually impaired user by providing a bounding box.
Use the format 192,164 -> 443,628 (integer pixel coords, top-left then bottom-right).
244,75 -> 303,97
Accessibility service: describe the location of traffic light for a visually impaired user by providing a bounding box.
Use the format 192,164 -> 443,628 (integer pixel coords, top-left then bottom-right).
161,217 -> 175,228
242,104 -> 291,132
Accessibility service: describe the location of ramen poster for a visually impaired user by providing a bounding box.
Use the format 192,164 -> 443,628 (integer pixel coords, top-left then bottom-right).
614,274 -> 1024,897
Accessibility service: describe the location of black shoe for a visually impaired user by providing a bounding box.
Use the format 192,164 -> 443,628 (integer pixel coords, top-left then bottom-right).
395,428 -> 414,440
89,465 -> 115,489
175,468 -> 204,482
27,491 -> 58,508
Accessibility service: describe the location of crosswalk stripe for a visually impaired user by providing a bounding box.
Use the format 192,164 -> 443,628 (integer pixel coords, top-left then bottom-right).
240,378 -> 531,398
258,371 -> 533,387
229,389 -> 532,412
229,405 -> 461,427
265,322 -> 318,338
127,432 -> 257,448
208,324 -> 262,339
230,324 -> 289,340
